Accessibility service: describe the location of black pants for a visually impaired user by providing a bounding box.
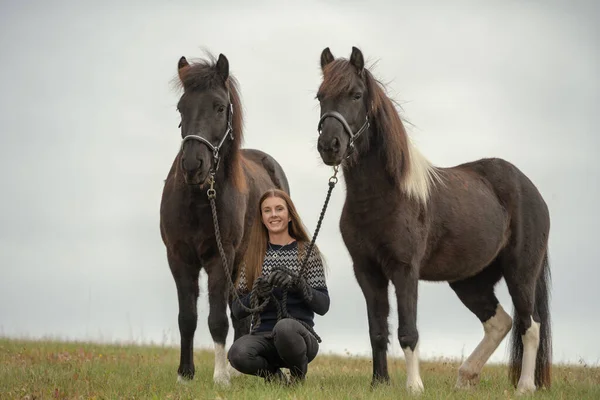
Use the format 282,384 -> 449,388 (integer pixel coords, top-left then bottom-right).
228,318 -> 319,380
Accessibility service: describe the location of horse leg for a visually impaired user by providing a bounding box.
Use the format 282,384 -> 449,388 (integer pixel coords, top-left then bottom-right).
353,262 -> 390,386
505,280 -> 539,395
504,251 -> 549,396
449,264 -> 512,389
169,253 -> 200,382
206,260 -> 231,386
390,264 -> 423,395
229,257 -> 251,342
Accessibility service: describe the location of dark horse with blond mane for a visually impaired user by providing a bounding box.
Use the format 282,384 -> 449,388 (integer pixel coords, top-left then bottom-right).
315,47 -> 551,396
160,53 -> 289,385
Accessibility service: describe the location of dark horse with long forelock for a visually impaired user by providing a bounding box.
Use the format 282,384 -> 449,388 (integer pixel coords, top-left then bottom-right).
315,46 -> 551,396
160,53 -> 290,385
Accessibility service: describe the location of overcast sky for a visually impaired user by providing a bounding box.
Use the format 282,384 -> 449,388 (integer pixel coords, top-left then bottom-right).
1,0 -> 599,366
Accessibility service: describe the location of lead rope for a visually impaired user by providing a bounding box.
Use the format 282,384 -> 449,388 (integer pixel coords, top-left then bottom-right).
208,166 -> 340,343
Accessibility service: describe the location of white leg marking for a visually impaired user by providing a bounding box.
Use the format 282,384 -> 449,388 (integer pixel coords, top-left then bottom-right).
456,304 -> 513,389
516,317 -> 540,396
403,342 -> 424,395
213,342 -> 231,386
176,374 -> 189,384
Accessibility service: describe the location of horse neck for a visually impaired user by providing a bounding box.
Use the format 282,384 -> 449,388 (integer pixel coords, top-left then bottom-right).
343,126 -> 400,187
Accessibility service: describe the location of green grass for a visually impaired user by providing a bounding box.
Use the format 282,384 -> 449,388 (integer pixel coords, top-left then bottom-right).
1,338 -> 598,399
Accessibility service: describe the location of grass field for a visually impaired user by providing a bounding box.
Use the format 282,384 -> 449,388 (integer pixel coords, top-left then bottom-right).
1,338 -> 598,399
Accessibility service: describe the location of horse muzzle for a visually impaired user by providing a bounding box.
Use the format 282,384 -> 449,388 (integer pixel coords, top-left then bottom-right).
317,136 -> 344,166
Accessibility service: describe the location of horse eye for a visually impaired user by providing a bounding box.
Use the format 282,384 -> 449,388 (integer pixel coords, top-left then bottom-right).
217,105 -> 225,113
352,92 -> 362,100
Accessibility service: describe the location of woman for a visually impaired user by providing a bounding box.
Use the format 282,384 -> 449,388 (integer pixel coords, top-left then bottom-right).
228,188 -> 330,384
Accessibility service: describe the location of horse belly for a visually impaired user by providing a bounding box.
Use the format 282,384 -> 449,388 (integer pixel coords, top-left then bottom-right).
419,188 -> 509,282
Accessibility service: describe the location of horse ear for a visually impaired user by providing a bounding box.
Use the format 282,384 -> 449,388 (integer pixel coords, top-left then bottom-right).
178,56 -> 190,82
320,47 -> 335,70
216,53 -> 229,82
349,46 -> 364,74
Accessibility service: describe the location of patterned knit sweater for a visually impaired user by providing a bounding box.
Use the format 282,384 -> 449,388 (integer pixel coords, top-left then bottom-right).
231,241 -> 329,333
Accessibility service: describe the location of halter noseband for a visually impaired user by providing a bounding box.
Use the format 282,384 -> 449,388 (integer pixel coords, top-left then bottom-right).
317,111 -> 369,159
180,99 -> 234,173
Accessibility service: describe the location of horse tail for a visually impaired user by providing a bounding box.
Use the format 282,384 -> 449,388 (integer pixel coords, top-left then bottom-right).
508,251 -> 552,388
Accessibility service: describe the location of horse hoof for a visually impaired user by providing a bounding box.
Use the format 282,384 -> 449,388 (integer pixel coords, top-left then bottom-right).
370,376 -> 390,389
516,381 -> 536,396
177,374 -> 191,384
213,370 -> 231,387
407,379 -> 424,395
455,368 -> 479,390
455,378 -> 477,390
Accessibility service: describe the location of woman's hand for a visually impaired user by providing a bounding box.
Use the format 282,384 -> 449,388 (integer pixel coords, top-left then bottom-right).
254,276 -> 272,299
268,270 -> 293,288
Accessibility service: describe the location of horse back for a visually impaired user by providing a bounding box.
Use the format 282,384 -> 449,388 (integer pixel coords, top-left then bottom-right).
241,149 -> 290,194
455,157 -> 549,226
456,157 -> 550,245
421,157 -> 549,280
419,158 -> 517,280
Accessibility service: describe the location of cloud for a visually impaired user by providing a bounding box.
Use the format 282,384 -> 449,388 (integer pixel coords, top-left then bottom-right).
1,0 -> 599,365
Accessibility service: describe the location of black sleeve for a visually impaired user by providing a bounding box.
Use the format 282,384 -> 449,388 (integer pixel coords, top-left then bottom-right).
303,286 -> 330,316
230,292 -> 252,320
299,247 -> 330,315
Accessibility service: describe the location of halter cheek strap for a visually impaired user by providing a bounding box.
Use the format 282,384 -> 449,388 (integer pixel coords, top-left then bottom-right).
180,101 -> 234,173
317,111 -> 369,158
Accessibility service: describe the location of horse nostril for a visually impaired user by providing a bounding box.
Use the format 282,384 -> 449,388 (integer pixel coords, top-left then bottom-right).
181,153 -> 203,173
331,137 -> 340,152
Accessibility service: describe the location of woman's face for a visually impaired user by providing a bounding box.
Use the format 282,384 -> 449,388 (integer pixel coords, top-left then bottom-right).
261,196 -> 291,236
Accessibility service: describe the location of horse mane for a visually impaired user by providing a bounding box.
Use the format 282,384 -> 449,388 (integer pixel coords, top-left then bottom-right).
319,59 -> 441,205
173,54 -> 247,193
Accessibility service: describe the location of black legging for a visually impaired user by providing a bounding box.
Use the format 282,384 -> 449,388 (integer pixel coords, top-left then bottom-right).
228,318 -> 319,380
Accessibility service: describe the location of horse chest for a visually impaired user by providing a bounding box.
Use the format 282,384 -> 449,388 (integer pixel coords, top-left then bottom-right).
163,204 -> 210,235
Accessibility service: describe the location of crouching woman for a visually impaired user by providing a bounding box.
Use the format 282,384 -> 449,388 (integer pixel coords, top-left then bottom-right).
228,189 -> 330,383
